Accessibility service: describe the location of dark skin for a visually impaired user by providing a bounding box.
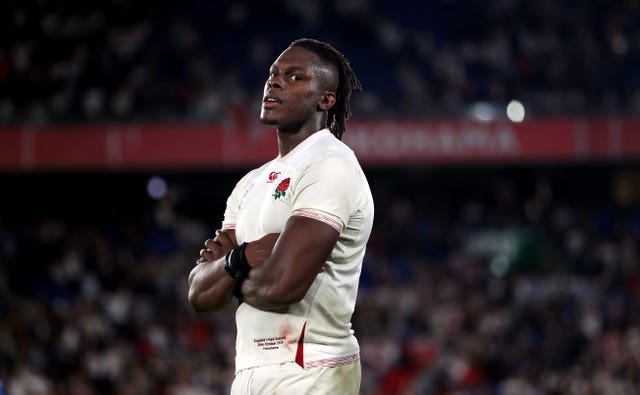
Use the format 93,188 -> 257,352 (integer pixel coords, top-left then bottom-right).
188,45 -> 341,312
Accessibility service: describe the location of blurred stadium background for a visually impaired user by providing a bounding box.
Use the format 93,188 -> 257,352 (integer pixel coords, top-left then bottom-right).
1,1 -> 640,394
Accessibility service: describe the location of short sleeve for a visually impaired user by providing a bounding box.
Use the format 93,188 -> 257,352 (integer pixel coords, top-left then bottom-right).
291,156 -> 361,233
222,169 -> 258,229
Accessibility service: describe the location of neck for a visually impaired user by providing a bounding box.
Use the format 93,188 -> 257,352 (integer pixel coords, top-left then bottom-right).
277,127 -> 323,157
276,115 -> 327,156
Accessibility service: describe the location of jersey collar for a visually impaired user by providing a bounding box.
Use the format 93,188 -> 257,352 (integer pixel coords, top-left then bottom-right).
277,128 -> 332,163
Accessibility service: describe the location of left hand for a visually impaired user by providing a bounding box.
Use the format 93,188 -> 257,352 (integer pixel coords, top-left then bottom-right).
197,229 -> 237,264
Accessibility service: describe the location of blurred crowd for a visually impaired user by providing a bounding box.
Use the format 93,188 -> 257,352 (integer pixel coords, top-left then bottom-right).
3,1 -> 640,394
3,0 -> 640,124
1,167 -> 639,394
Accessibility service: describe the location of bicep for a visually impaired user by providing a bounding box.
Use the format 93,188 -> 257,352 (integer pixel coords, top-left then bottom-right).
275,214 -> 339,274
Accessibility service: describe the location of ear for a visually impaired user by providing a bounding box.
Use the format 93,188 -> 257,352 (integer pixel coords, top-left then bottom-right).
318,91 -> 336,111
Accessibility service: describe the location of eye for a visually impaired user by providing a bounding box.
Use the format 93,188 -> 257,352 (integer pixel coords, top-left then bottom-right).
269,71 -> 277,78
289,75 -> 301,81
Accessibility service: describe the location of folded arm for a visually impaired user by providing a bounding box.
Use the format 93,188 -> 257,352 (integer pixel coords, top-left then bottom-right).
240,215 -> 340,311
188,229 -> 280,311
188,229 -> 238,311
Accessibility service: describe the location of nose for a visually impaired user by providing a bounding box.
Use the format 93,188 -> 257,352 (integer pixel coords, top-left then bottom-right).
267,76 -> 282,89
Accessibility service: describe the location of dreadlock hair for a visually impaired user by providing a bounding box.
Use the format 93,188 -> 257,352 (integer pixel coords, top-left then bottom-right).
289,38 -> 362,140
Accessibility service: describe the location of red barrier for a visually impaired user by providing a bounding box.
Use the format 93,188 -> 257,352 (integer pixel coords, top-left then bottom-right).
1,117 -> 639,170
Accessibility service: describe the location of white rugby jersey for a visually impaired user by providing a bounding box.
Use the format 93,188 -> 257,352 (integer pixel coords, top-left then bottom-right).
221,128 -> 374,373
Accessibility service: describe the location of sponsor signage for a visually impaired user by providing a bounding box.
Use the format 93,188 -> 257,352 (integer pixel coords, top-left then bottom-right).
1,118 -> 638,170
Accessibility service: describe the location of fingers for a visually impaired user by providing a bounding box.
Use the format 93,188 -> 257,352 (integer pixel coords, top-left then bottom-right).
193,229 -> 239,266
199,229 -> 236,264
214,229 -> 236,250
204,238 -> 220,254
199,247 -> 215,262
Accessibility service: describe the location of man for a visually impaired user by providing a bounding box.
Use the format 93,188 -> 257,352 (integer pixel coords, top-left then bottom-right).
188,38 -> 374,394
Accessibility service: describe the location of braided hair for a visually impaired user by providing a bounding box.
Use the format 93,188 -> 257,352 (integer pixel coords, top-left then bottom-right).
289,38 -> 362,140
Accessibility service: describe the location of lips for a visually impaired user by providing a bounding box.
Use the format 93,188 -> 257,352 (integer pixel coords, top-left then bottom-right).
262,94 -> 282,109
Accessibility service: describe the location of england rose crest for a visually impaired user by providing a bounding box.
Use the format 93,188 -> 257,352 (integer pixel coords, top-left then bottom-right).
273,177 -> 290,199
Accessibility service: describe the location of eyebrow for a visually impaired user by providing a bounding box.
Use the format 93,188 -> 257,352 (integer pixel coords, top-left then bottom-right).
270,65 -> 307,74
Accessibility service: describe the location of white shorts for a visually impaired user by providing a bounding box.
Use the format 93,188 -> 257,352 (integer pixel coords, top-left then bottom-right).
230,360 -> 361,395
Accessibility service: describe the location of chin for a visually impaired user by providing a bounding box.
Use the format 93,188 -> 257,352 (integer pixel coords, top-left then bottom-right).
259,115 -> 278,126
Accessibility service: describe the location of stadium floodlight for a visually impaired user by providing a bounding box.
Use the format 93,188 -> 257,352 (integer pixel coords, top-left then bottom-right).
506,100 -> 525,123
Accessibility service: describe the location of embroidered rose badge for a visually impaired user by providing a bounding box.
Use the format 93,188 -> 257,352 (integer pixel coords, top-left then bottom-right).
273,177 -> 290,199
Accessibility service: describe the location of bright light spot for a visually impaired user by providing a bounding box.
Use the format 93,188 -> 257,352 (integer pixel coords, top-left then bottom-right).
147,176 -> 168,200
506,100 -> 525,123
490,255 -> 510,277
470,102 -> 497,122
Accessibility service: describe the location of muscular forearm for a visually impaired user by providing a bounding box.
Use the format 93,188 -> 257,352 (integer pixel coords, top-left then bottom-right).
188,257 -> 237,311
240,257 -> 314,312
188,228 -> 238,312
234,233 -> 293,311
240,270 -> 292,312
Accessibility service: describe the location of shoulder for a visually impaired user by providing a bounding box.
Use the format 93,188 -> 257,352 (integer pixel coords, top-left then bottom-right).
306,133 -> 360,169
298,146 -> 367,193
231,160 -> 276,193
241,160 -> 276,182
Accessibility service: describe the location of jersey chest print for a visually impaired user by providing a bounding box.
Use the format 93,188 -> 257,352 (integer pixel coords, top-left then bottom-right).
272,177 -> 291,199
